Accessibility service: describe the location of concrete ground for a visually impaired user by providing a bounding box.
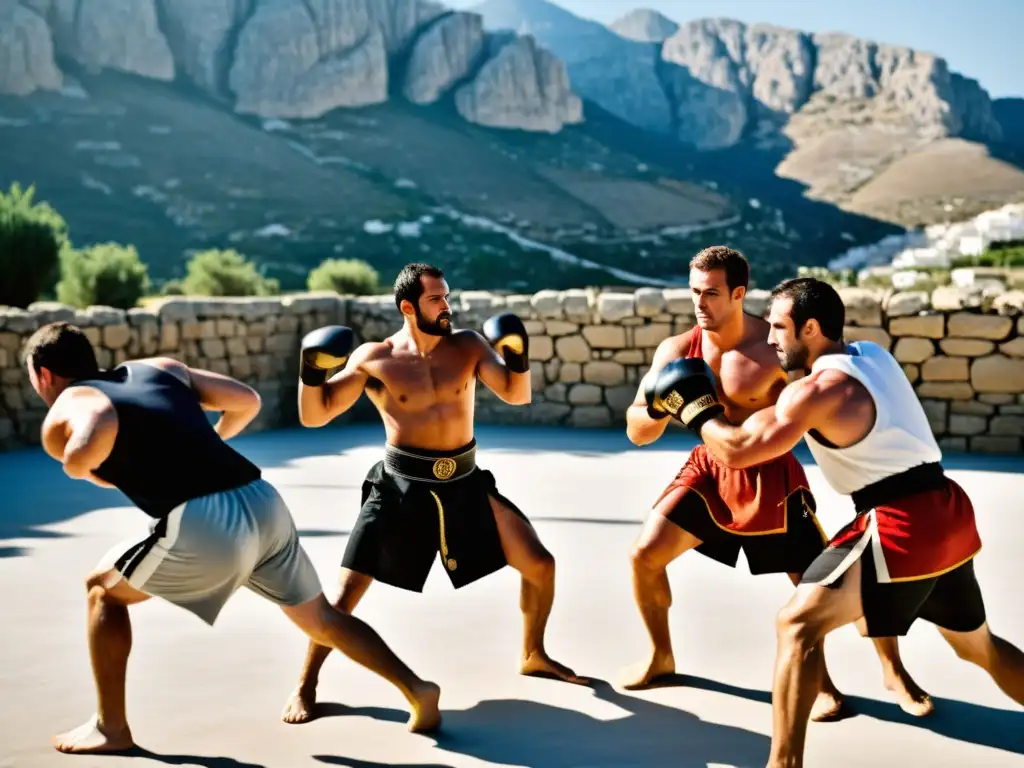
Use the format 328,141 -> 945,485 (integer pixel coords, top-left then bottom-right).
1,425 -> 1022,768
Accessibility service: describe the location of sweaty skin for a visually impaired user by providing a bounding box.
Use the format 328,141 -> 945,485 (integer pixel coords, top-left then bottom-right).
282,284 -> 584,725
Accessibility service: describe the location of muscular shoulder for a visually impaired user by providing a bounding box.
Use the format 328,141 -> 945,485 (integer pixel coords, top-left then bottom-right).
778,369 -> 851,415
352,340 -> 393,365
134,356 -> 191,386
45,385 -> 115,437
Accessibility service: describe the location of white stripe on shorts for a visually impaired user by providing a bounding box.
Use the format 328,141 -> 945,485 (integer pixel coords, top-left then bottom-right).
816,510 -> 877,587
112,503 -> 186,592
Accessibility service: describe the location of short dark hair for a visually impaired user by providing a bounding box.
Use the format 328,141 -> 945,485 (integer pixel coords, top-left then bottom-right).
689,246 -> 749,291
394,263 -> 445,311
770,277 -> 845,341
22,322 -> 100,379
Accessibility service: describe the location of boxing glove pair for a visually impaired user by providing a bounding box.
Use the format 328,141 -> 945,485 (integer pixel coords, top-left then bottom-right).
300,325 -> 355,386
645,357 -> 724,433
483,312 -> 530,374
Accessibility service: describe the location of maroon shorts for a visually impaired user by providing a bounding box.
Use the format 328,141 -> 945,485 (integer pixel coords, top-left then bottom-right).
654,446 -> 828,575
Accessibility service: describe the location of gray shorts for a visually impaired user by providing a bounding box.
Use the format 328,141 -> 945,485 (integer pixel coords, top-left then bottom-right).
97,478 -> 323,625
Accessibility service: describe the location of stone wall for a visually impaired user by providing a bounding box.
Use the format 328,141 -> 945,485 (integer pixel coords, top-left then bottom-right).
2,286 -> 1023,453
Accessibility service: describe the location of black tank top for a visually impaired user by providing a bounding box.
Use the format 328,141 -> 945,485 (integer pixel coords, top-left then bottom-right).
68,362 -> 261,518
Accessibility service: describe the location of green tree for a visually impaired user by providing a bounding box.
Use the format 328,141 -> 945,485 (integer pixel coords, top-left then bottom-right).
307,258 -> 380,295
0,183 -> 69,307
57,243 -> 150,309
180,249 -> 279,296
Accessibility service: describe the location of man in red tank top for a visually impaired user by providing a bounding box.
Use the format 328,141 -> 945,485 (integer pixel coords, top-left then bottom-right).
620,246 -> 932,721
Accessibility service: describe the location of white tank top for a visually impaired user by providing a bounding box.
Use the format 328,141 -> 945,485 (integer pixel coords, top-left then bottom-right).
804,341 -> 942,495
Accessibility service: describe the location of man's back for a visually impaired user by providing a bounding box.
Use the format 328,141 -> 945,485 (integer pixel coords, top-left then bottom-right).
68,361 -> 261,516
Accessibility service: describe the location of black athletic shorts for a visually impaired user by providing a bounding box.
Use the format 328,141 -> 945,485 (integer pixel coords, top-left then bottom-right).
341,440 -> 528,592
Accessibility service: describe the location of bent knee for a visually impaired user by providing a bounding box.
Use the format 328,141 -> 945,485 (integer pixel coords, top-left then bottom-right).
776,595 -> 828,646
520,547 -> 555,585
630,542 -> 674,574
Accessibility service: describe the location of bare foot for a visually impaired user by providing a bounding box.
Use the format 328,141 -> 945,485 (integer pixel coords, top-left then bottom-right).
809,689 -> 845,722
407,682 -> 442,733
885,672 -> 935,717
618,652 -> 676,690
521,650 -> 588,685
53,715 -> 134,754
281,686 -> 317,725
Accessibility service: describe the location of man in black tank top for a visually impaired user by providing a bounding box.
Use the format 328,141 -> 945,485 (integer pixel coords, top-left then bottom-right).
22,322 -> 441,755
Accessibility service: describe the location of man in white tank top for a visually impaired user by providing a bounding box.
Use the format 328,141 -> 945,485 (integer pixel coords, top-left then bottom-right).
650,277 -> 1024,767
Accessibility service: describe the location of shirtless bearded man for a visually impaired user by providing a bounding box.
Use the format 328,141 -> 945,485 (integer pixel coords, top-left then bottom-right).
620,246 -> 930,720
282,262 -> 583,724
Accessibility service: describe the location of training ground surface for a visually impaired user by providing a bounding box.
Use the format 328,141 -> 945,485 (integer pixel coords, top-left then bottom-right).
2,425 -> 1022,767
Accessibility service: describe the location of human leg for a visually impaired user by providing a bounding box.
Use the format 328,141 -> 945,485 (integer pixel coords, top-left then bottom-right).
281,569 -> 374,724
53,570 -> 150,755
619,485 -> 708,689
486,492 -> 585,684
769,559 -> 866,768
869,636 -> 934,716
282,594 -> 441,732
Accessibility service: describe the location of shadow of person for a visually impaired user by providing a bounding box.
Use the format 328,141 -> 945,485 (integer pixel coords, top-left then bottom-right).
117,746 -> 267,767
424,678 -> 770,768
315,758 -> 454,768
682,674 -> 1024,755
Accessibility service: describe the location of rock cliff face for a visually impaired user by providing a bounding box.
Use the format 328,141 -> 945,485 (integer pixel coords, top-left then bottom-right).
3,0 -> 582,133
473,0 -> 1003,150
0,4 -> 63,96
455,34 -> 583,132
609,9 -> 678,43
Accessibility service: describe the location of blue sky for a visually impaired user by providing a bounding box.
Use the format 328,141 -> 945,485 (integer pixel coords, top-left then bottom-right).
451,0 -> 1022,98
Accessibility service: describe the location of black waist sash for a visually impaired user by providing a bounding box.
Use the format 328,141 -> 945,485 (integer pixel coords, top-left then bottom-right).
851,462 -> 946,513
382,441 -> 477,483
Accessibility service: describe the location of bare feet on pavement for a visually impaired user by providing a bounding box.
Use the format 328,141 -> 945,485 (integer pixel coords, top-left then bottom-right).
618,652 -> 676,690
281,687 -> 316,725
53,715 -> 134,754
521,650 -> 589,685
408,682 -> 442,733
885,672 -> 935,717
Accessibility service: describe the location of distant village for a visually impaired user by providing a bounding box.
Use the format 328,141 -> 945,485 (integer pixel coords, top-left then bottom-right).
828,203 -> 1024,291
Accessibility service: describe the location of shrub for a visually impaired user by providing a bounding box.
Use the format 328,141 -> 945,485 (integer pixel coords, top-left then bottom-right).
180,249 -> 279,296
307,258 -> 380,295
0,183 -> 69,307
56,243 -> 150,309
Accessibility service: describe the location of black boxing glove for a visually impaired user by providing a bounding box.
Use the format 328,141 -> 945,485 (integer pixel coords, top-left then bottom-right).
644,371 -> 669,420
651,357 -> 725,433
300,325 -> 354,386
483,312 -> 530,373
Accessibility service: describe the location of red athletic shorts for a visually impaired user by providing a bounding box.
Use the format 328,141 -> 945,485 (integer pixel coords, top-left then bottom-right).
654,445 -> 828,575
801,466 -> 985,636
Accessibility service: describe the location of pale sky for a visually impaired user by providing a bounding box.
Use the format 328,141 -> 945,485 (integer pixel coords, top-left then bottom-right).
449,0 -> 1023,99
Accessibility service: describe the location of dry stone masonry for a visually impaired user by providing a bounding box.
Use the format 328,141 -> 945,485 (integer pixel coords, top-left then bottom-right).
1,286 -> 1023,453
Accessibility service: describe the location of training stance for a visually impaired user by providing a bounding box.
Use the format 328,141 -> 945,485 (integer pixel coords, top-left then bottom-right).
624,247 -> 930,720
281,262 -> 582,725
657,276 -> 1024,767
23,322 -> 441,755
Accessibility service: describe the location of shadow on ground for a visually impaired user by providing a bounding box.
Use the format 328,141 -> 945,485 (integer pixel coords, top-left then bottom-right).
680,674 -> 1024,756
311,680 -> 770,768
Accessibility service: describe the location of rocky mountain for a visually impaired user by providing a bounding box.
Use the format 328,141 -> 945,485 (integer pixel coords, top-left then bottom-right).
2,0 -> 582,133
1,0 -> 1021,297
472,0 -> 1024,225
609,9 -> 678,43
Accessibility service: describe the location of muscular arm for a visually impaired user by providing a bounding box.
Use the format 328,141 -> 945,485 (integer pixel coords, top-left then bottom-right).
474,333 -> 531,405
41,392 -> 117,486
626,334 -> 689,446
298,343 -> 373,428
699,374 -> 835,469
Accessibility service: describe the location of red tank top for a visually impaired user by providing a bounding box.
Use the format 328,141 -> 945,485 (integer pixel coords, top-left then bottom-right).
687,328 -> 703,359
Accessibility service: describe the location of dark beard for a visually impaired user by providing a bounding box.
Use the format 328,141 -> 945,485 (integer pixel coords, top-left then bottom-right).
415,308 -> 452,336
779,344 -> 809,373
